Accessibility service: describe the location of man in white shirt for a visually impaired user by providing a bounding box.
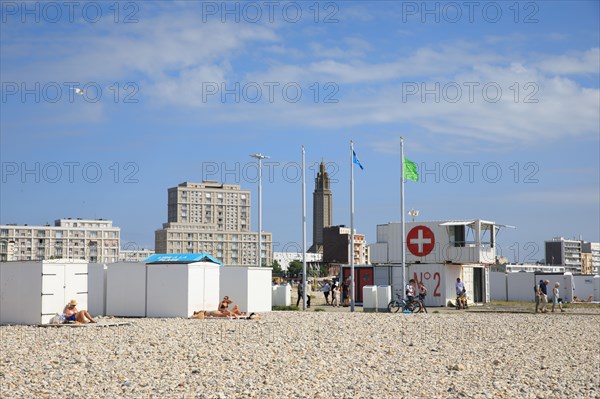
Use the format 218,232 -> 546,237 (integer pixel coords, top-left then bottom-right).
405,279 -> 416,302
455,277 -> 465,296
456,277 -> 467,308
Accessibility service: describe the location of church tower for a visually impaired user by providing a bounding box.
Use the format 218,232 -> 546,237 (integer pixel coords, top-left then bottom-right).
311,161 -> 332,253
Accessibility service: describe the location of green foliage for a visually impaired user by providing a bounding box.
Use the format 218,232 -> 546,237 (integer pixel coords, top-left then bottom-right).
287,260 -> 303,277
313,308 -> 325,312
271,260 -> 283,274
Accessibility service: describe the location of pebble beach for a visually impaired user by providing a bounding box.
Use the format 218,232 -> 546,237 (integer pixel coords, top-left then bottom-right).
1,311 -> 598,399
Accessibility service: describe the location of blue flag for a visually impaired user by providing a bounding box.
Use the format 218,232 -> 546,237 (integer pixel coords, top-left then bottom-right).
352,150 -> 364,170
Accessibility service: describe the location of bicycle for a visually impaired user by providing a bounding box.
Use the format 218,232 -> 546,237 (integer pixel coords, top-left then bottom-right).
388,291 -> 423,314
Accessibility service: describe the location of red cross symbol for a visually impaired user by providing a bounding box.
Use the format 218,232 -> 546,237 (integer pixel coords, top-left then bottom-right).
407,226 -> 435,257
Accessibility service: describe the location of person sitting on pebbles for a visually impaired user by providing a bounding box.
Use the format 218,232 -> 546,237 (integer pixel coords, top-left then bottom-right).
63,299 -> 96,323
219,296 -> 247,317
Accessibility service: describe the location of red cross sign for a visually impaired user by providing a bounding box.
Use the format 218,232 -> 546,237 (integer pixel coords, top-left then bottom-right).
407,225 -> 435,257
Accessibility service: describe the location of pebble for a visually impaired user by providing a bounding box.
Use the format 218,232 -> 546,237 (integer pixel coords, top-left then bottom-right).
0,312 -> 598,398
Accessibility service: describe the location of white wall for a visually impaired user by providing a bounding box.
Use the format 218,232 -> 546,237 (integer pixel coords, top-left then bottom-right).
146,264 -> 189,318
220,266 -> 272,313
409,263 -> 463,307
88,263 -> 107,316
376,285 -> 391,311
573,275 -> 596,301
490,272 -> 507,301
247,268 -> 272,312
507,272 -> 536,302
106,262 -> 147,317
1,262 -> 42,324
200,265 -> 221,311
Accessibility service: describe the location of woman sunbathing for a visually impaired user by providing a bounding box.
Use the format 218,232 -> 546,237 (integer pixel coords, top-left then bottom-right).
64,299 -> 96,323
219,296 -> 248,317
191,310 -> 251,319
572,296 -> 593,303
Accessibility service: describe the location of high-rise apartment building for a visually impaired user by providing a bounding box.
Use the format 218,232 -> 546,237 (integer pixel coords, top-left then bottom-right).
310,161 -> 332,254
0,219 -> 120,262
155,181 -> 272,266
582,241 -> 600,275
545,237 -> 582,273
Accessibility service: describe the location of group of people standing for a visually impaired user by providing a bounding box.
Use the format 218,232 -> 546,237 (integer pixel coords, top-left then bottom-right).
405,279 -> 428,303
318,279 -> 351,307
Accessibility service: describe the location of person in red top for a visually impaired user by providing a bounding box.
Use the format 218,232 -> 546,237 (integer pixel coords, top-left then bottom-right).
64,299 -> 96,323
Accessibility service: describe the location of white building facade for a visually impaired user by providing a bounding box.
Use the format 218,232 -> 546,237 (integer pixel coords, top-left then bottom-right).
118,248 -> 155,262
274,252 -> 323,270
0,219 -> 120,263
155,181 -> 272,266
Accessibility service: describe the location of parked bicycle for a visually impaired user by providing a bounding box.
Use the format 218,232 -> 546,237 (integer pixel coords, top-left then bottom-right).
388,290 -> 423,314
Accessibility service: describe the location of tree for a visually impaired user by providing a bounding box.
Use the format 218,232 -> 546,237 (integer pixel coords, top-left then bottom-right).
271,260 -> 283,274
287,260 -> 303,278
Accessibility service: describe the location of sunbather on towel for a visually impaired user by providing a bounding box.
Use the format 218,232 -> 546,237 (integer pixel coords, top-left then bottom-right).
191,310 -> 259,320
572,296 -> 593,303
64,299 -> 96,323
219,296 -> 248,317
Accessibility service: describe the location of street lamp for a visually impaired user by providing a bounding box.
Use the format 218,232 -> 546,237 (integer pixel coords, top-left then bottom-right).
408,209 -> 419,222
250,153 -> 269,267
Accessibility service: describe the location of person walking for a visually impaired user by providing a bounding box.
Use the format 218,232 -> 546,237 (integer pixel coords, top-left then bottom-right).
552,282 -> 565,313
534,279 -> 542,313
342,279 -> 350,307
323,281 -> 331,305
538,280 -> 549,313
331,283 -> 339,307
296,281 -> 311,308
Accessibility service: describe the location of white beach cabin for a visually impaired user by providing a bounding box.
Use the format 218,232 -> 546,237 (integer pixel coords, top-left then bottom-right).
0,259 -> 88,325
145,253 -> 222,318
220,266 -> 272,313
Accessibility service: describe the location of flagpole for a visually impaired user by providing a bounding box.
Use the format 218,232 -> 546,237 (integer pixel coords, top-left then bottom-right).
400,137 -> 406,296
350,140 -> 355,312
302,145 -> 307,310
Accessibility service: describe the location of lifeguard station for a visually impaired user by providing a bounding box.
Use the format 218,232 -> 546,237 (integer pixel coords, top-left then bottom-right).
370,219 -> 514,307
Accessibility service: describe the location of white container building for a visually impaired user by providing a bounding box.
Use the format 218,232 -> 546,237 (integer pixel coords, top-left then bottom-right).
272,284 -> 291,307
0,259 -> 88,325
106,261 -> 148,317
220,266 -> 272,313
362,285 -> 378,312
144,253 -> 222,318
370,219 -> 513,307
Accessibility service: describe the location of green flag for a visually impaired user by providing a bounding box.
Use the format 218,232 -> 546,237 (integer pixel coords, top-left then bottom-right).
404,157 -> 418,181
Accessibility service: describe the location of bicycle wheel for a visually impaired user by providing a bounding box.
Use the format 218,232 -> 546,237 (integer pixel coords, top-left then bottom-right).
411,300 -> 423,313
403,301 -> 415,313
388,300 -> 402,313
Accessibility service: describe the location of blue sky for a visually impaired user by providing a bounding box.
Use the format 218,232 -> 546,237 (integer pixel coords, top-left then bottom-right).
1,1 -> 599,262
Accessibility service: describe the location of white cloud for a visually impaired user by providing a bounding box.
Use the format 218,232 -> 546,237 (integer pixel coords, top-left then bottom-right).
535,48 -> 600,75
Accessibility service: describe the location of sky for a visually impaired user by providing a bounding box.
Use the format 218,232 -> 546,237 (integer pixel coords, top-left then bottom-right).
1,0 -> 599,263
